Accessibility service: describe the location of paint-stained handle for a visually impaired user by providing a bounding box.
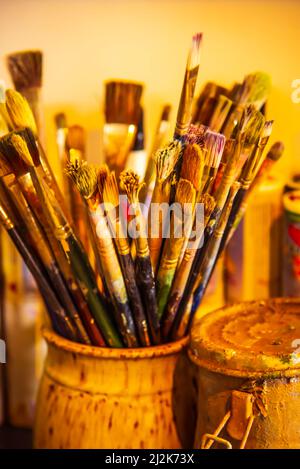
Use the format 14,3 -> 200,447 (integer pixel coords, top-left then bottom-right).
67,234 -> 123,347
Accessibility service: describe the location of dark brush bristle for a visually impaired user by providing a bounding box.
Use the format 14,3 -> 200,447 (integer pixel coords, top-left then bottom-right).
66,125 -> 85,152
55,113 -> 67,130
105,80 -> 143,125
266,141 -> 284,161
0,132 -> 30,176
16,127 -> 40,166
161,104 -> 171,121
7,50 -> 42,90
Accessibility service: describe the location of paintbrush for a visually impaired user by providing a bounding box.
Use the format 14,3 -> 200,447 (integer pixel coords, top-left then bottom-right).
67,159 -> 138,347
173,114 -> 267,324
225,141 -> 284,241
201,140 -> 283,315
147,140 -> 182,274
183,124 -> 208,146
0,167 -> 92,345
209,95 -> 233,133
212,106 -> 264,194
4,89 -> 72,224
201,131 -> 226,194
119,169 -> 160,342
0,128 -> 105,346
192,82 -> 228,124
0,180 -> 77,341
171,181 -> 241,340
3,130 -> 120,347
176,143 -> 205,267
221,103 -> 245,139
6,50 -> 45,142
102,169 -> 153,345
0,131 -> 107,345
65,125 -> 90,251
174,33 -> 202,139
65,138 -> 106,295
140,104 -> 171,207
156,179 -> 196,318
161,192 -> 215,339
170,33 -> 202,203
174,134 -> 244,324
216,120 -> 274,254
238,71 -> 271,110
103,80 -> 143,174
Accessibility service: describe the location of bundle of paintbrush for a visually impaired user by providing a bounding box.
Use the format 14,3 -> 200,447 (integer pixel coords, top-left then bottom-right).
0,33 -> 282,348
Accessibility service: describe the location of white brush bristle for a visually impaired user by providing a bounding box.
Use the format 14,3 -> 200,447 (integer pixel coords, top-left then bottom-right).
187,33 -> 202,71
204,131 -> 226,168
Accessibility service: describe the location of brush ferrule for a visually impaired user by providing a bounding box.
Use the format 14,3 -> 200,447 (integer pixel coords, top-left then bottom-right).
0,204 -> 14,230
161,257 -> 179,270
136,236 -> 149,258
117,236 -> 130,256
183,248 -> 194,262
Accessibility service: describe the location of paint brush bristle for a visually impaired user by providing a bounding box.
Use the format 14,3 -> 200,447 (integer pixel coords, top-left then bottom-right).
66,159 -> 98,200
267,141 -> 284,161
187,33 -> 202,71
154,140 -> 182,182
241,107 -> 265,146
103,170 -> 119,208
65,151 -> 82,182
180,144 -> 205,191
9,133 -> 34,167
239,71 -> 271,109
119,169 -> 143,203
204,131 -> 226,169
97,164 -> 110,196
199,192 -> 216,217
105,80 -> 143,125
184,124 -> 207,146
0,132 -> 31,176
55,113 -> 67,130
261,120 -> 274,139
247,72 -> 271,104
66,125 -> 85,152
175,178 -> 196,206
7,50 -> 42,90
5,89 -> 37,135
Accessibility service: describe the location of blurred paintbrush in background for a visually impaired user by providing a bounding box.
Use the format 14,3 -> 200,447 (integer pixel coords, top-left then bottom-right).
6,50 -> 44,143
103,80 -> 143,176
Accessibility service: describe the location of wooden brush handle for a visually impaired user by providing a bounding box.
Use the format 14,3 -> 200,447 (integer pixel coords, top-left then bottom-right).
8,226 -> 77,341
66,234 -> 123,347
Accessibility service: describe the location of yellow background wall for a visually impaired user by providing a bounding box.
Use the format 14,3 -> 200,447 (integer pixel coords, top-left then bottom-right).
1,0 -> 300,181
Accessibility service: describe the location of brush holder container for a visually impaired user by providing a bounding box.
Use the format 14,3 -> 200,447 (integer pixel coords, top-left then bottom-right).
190,298 -> 300,449
34,329 -> 197,449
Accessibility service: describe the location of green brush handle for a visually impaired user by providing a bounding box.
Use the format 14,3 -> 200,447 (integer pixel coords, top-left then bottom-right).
157,270 -> 176,319
67,234 -> 123,347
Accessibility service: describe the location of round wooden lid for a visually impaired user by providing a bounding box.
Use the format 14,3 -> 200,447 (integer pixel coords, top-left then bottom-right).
189,298 -> 300,377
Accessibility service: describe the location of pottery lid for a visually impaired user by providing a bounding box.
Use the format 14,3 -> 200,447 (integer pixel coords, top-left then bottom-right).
189,298 -> 300,377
